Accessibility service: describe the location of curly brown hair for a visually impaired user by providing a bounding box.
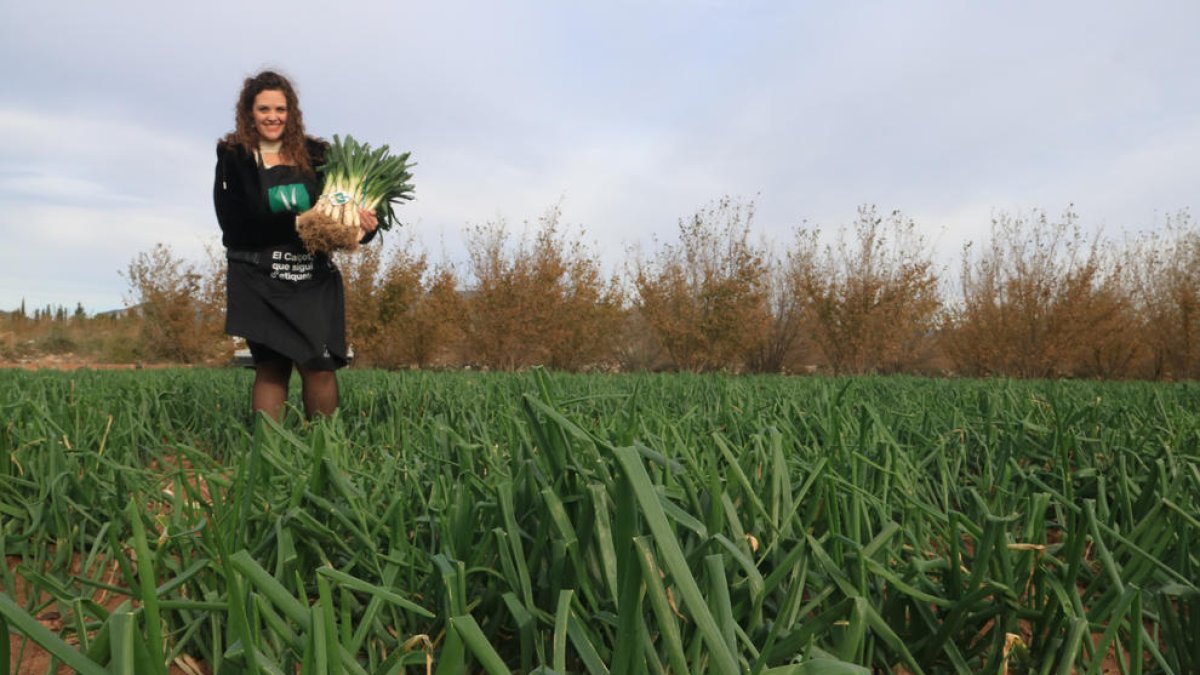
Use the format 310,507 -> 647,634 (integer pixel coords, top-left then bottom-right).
221,70 -> 317,175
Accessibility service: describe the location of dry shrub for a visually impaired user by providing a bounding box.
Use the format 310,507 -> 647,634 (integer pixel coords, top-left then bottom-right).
405,265 -> 469,368
1069,276 -> 1139,379
550,238 -> 625,371
793,206 -> 940,375
635,197 -> 771,371
338,240 -> 385,361
1121,211 -> 1200,379
45,204 -> 1200,379
463,207 -> 624,371
746,231 -> 820,374
123,243 -> 228,363
612,308 -> 663,372
0,305 -> 144,364
338,239 -> 466,369
941,207 -> 1135,378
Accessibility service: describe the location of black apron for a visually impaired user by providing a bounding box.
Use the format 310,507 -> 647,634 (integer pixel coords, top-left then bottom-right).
224,162 -> 349,370
225,245 -> 349,369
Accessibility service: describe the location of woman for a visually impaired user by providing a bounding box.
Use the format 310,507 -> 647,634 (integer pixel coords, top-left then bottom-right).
213,70 -> 376,420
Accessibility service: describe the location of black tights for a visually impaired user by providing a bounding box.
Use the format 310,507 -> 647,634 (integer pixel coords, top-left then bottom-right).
252,360 -> 338,420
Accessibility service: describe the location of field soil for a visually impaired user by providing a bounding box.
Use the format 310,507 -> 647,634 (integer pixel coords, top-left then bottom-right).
5,554 -> 210,674
4,450 -> 214,675
4,447 -> 217,673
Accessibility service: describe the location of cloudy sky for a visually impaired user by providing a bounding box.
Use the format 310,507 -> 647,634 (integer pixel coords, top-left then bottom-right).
1,0 -> 1197,313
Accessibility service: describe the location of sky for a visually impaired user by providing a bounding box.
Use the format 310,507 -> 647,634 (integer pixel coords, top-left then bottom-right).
1,0 -> 1197,313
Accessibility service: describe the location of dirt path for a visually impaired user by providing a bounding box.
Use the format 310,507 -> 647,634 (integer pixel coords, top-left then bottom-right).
0,354 -> 188,371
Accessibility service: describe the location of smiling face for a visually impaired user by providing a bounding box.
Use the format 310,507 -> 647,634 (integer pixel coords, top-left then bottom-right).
252,89 -> 288,143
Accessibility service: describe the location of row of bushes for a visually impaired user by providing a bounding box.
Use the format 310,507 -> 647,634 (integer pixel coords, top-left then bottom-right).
10,199 -> 1198,379
338,199 -> 1199,379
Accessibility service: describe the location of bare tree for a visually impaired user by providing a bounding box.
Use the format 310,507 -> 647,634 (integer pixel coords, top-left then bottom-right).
463,207 -> 623,370
634,197 -> 771,371
941,206 -> 1135,378
794,206 -> 940,374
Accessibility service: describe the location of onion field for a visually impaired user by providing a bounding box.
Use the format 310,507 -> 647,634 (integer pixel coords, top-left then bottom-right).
1,368 -> 1198,674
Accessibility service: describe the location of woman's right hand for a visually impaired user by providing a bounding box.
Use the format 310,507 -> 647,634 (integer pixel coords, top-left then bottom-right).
358,208 -> 378,235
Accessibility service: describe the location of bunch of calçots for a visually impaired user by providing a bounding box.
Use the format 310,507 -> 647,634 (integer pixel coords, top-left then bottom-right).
315,134 -> 415,231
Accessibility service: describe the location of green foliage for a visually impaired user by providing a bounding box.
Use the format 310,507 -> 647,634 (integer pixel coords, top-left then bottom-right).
2,369 -> 1197,672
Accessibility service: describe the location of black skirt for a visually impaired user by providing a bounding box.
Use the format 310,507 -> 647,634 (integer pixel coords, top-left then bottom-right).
225,243 -> 350,370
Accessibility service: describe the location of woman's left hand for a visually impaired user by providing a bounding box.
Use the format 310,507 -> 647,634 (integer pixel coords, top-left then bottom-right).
359,208 -> 378,234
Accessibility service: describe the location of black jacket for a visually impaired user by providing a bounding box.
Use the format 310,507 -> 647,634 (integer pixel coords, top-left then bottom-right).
215,138 -> 334,250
